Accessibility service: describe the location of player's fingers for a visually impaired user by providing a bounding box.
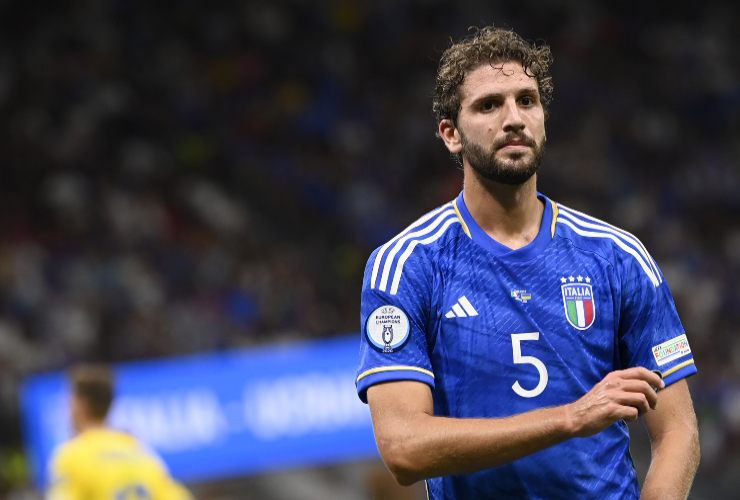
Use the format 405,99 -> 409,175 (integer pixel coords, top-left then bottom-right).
616,367 -> 664,390
607,401 -> 640,422
620,406 -> 639,422
601,375 -> 660,409
618,380 -> 658,409
613,391 -> 650,415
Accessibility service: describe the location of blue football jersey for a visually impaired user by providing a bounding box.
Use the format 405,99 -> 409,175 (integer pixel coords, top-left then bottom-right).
356,191 -> 696,499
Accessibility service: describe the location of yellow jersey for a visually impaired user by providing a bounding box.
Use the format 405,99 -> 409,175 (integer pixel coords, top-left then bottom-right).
47,428 -> 192,500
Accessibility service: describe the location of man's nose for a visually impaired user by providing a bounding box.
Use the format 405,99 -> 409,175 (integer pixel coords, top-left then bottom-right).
502,99 -> 525,132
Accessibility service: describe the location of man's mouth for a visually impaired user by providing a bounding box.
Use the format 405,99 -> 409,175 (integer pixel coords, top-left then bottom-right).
496,137 -> 535,151
498,143 -> 531,153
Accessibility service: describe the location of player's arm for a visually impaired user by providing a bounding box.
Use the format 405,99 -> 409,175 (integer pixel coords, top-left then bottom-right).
368,367 -> 664,486
640,379 -> 700,500
613,240 -> 699,498
46,449 -> 81,500
47,479 -> 79,500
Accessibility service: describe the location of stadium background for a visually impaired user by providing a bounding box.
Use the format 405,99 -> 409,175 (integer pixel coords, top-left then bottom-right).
1,0 -> 738,498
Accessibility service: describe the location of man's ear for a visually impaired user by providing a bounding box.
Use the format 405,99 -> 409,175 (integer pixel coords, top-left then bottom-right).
439,119 -> 463,154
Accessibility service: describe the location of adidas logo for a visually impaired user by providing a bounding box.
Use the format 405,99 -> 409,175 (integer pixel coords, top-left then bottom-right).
444,296 -> 479,318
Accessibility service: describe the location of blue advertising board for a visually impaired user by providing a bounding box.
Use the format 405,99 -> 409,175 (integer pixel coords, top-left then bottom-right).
20,334 -> 377,487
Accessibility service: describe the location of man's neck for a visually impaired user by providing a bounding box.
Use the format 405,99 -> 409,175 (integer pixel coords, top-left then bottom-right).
462,165 -> 544,250
75,419 -> 107,435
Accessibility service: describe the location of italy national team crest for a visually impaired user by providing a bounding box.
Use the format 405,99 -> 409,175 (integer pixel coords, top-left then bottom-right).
560,276 -> 596,330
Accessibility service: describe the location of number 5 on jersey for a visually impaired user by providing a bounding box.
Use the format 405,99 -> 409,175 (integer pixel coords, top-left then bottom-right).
511,332 -> 548,398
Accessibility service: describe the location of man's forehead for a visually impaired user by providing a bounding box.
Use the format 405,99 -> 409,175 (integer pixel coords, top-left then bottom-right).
461,61 -> 538,97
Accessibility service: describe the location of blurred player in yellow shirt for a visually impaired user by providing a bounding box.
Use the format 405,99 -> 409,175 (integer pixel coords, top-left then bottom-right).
47,365 -> 193,500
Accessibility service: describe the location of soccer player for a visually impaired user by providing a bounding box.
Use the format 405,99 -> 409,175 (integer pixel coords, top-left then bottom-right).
356,27 -> 699,499
47,365 -> 192,500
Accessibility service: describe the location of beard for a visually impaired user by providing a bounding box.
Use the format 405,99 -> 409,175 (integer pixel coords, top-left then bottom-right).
460,130 -> 545,185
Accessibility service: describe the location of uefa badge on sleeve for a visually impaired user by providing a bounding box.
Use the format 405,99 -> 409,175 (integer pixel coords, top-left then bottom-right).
366,305 -> 411,352
560,275 -> 596,330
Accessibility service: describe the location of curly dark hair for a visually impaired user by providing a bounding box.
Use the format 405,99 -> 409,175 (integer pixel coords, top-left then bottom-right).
433,26 -> 554,125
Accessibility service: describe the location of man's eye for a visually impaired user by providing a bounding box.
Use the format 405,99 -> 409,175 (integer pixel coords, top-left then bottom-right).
520,96 -> 534,106
481,101 -> 494,111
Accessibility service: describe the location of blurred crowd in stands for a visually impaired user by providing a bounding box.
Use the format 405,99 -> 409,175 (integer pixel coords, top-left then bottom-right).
0,0 -> 738,497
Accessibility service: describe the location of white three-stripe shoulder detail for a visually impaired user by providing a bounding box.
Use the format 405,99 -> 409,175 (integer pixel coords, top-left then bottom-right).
374,208 -> 456,293
557,217 -> 661,287
558,205 -> 661,278
389,216 -> 459,295
370,204 -> 451,289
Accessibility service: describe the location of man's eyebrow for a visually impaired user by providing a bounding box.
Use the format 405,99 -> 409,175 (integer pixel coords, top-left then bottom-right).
467,88 -> 540,104
471,92 -> 504,102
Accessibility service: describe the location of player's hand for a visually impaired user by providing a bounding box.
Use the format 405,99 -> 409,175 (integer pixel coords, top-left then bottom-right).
565,367 -> 664,438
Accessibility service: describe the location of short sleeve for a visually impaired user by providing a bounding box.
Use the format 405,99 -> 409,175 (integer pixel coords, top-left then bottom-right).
46,446 -> 79,500
356,246 -> 436,403
618,253 -> 697,386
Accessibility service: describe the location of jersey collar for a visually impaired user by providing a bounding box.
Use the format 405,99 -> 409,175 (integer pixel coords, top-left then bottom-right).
454,190 -> 555,262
